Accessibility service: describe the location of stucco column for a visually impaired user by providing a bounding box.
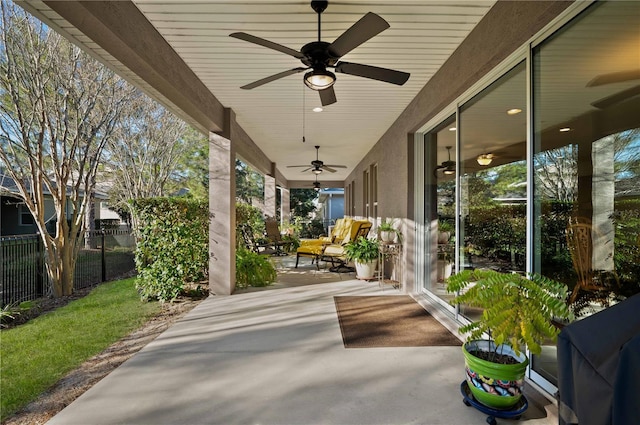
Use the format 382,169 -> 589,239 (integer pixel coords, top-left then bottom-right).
264,175 -> 276,220
592,138 -> 615,271
209,132 -> 235,295
280,187 -> 290,226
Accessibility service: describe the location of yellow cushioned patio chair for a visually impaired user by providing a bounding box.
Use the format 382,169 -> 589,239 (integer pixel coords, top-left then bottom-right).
295,218 -> 352,268
321,220 -> 372,270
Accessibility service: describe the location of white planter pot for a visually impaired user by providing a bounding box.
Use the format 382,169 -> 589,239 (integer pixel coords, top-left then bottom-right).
437,231 -> 451,244
379,230 -> 396,243
354,260 -> 377,280
437,259 -> 452,282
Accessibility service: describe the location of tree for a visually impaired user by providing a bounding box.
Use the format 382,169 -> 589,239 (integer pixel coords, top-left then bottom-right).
0,2 -> 134,297
534,130 -> 640,202
174,127 -> 208,199
103,92 -> 190,210
535,144 -> 579,202
235,159 -> 263,204
290,189 -> 317,219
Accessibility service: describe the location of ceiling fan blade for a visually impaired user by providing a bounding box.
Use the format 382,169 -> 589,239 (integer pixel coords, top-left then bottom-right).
328,12 -> 389,58
241,68 -> 307,90
230,32 -> 304,59
319,86 -> 337,106
287,165 -> 312,168
586,69 -> 640,87
300,167 -> 312,173
591,85 -> 640,109
335,61 -> 410,86
324,165 -> 347,168
322,166 -> 337,173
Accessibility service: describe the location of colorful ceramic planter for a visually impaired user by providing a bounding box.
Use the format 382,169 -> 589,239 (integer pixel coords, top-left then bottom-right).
462,340 -> 528,409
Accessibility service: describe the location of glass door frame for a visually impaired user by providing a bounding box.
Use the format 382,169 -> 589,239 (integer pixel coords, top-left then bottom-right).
412,0 -> 594,396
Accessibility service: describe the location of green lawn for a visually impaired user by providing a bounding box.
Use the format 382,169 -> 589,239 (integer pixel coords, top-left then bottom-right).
0,278 -> 161,421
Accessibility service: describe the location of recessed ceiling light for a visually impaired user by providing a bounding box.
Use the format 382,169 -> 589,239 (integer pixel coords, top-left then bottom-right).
507,108 -> 522,115
559,127 -> 571,132
313,107 -> 323,112
449,127 -> 456,132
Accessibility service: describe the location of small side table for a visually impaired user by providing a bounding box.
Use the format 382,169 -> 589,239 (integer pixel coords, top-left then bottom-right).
378,242 -> 402,290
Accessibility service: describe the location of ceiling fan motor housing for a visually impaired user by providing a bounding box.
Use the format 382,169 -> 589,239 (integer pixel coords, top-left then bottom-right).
301,42 -> 337,68
310,1 -> 328,14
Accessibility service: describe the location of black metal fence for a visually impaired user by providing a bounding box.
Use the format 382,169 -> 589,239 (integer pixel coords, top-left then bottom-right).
1,229 -> 136,307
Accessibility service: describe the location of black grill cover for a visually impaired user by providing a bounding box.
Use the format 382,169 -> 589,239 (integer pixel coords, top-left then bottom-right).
557,293 -> 640,425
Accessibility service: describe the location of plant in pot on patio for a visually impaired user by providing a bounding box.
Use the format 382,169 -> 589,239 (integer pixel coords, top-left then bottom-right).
378,218 -> 402,244
445,269 -> 573,410
437,219 -> 454,244
344,236 -> 380,280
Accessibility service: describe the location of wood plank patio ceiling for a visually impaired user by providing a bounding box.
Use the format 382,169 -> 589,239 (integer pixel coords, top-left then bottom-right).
21,1 -> 496,182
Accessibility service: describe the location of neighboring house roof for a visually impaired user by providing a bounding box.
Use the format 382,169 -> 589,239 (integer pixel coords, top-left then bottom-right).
0,173 -> 107,200
616,177 -> 640,199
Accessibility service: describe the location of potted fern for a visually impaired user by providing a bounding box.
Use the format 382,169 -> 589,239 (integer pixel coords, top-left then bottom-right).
378,218 -> 401,244
344,236 -> 379,280
446,269 -> 573,409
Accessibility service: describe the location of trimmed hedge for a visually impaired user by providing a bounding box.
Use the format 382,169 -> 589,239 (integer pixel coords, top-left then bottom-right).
130,198 -> 209,301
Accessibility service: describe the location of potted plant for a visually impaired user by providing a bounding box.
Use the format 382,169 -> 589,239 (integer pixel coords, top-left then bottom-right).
437,219 -> 454,244
344,236 -> 380,280
446,269 -> 573,409
378,218 -> 402,243
437,243 -> 453,282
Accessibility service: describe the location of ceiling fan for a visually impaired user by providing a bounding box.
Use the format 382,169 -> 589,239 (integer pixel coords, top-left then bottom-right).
587,69 -> 640,109
287,145 -> 346,174
229,0 -> 410,106
434,146 -> 456,177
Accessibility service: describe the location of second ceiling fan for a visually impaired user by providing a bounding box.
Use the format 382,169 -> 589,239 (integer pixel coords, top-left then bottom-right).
287,145 -> 346,174
230,0 -> 410,106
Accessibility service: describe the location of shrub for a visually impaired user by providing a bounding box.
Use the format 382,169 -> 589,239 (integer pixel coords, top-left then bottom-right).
236,202 -> 265,247
130,198 -> 209,301
299,218 -> 325,238
235,247 -> 277,288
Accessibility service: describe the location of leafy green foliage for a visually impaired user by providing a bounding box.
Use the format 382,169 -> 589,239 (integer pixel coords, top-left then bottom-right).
235,160 -> 264,204
299,218 -> 326,238
0,301 -> 35,329
446,269 -> 573,356
174,127 -> 209,198
235,247 -> 277,288
131,198 -> 209,301
464,204 -> 526,267
235,202 -> 265,247
611,201 -> 640,297
344,237 -> 380,263
290,189 -> 318,219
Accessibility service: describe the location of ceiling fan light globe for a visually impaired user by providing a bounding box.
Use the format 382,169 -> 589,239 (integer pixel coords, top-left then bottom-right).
477,154 -> 493,166
443,168 -> 455,175
312,168 -> 323,174
304,70 -> 336,90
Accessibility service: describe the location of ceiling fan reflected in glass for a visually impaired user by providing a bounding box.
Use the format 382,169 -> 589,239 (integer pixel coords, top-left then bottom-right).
229,0 -> 410,106
587,68 -> 640,109
313,176 -> 321,192
477,153 -> 494,166
434,146 -> 456,177
287,145 -> 347,174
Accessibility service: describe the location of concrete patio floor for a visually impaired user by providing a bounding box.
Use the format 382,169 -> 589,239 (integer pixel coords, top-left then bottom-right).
47,257 -> 556,425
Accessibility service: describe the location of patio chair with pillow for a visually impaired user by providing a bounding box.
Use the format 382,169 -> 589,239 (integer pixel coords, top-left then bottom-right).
295,218 -> 352,268
321,220 -> 372,271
